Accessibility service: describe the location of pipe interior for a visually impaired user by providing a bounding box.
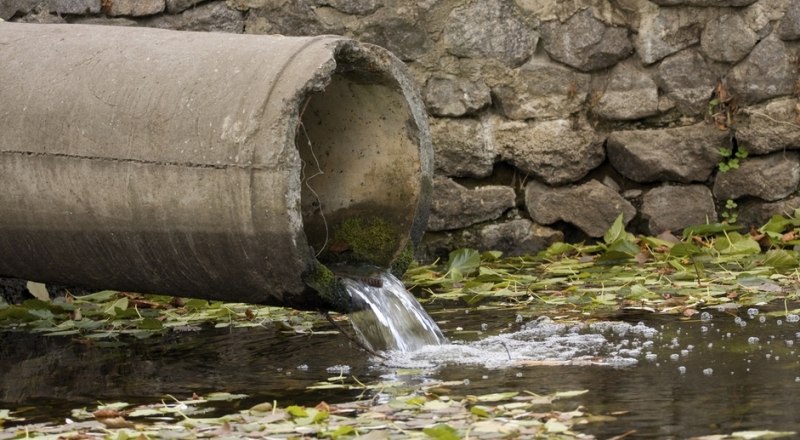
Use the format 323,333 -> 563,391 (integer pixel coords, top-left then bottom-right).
297,71 -> 421,266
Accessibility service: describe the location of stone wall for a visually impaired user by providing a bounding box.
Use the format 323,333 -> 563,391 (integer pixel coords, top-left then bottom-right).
4,0 -> 800,260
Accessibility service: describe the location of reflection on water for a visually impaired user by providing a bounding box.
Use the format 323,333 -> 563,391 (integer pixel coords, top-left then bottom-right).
1,305 -> 799,438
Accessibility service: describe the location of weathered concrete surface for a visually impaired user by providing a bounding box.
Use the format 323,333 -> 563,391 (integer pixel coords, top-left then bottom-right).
0,23 -> 432,312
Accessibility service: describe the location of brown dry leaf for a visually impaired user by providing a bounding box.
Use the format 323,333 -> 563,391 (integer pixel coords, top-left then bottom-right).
781,230 -> 797,242
315,401 -> 331,412
682,308 -> 699,317
92,408 -> 123,419
245,308 -> 255,321
98,416 -> 135,429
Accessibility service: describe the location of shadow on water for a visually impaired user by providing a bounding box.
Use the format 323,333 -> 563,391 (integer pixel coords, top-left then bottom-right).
2,303 -> 800,438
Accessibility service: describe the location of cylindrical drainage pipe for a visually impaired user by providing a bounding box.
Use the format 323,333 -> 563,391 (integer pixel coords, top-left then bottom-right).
0,23 -> 432,313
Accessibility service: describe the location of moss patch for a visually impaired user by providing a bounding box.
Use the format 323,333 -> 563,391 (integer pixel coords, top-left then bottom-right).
302,259 -> 352,313
324,217 -> 402,267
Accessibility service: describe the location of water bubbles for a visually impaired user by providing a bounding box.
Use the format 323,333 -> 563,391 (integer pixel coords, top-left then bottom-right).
776,319 -> 782,325
515,372 -> 523,378
482,375 -> 489,380
670,354 -> 680,361
747,308 -> 759,318
786,314 -> 799,323
481,323 -> 488,331
700,311 -> 713,321
678,366 -> 686,374
748,337 -> 760,345
734,316 -> 744,325
645,353 -> 657,362
786,340 -> 794,347
515,314 -> 523,324
463,379 -> 470,385
703,368 -> 714,376
326,364 -> 351,374
701,326 -> 709,333
681,349 -> 689,357
759,315 -> 766,324
296,364 -> 309,371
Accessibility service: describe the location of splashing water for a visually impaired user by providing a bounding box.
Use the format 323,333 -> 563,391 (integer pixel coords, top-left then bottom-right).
341,272 -> 446,352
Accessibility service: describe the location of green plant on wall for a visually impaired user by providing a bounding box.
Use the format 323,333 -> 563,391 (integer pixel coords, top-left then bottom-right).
720,199 -> 738,224
717,146 -> 747,172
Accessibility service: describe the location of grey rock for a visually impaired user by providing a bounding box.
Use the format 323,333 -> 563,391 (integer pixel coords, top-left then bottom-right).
165,0 -> 204,14
727,36 -> 796,104
49,0 -> 100,14
700,13 -> 758,63
525,180 -> 636,237
493,56 -> 591,120
142,2 -> 244,32
493,118 -> 605,185
539,8 -> 632,72
359,12 -> 432,61
427,177 -> 516,231
314,0 -> 382,15
778,0 -> 800,40
607,124 -> 727,183
656,49 -> 716,115
243,1 -> 344,35
650,0 -> 757,5
736,98 -> 800,155
594,61 -> 659,120
738,196 -> 800,228
70,16 -> 138,25
443,0 -> 537,67
641,185 -> 717,234
636,6 -> 708,64
105,0 -> 165,16
429,118 -> 495,179
476,219 -> 564,256
713,152 -> 800,201
11,7 -> 66,22
0,0 -> 38,19
423,76 -> 491,117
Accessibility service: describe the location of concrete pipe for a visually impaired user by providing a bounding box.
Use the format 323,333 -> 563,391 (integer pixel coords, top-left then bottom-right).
0,23 -> 432,313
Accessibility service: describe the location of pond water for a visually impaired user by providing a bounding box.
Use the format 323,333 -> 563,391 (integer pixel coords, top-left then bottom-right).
2,299 -> 799,438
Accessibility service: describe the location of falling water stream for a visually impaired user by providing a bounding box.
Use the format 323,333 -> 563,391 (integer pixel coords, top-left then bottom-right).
341,271 -> 446,352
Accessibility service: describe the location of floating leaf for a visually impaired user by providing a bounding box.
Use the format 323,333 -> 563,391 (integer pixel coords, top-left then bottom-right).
763,249 -> 799,270
423,423 -> 461,440
445,249 -> 481,282
476,392 -> 518,402
286,405 -> 308,418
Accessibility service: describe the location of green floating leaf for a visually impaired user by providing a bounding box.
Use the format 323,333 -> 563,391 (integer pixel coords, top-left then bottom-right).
470,405 -> 491,418
763,249 -> 799,270
445,249 -> 480,282
682,223 -> 741,238
476,391 -> 518,402
286,405 -> 308,418
715,232 -> 760,255
102,297 -> 129,316
423,423 -> 461,440
603,213 -> 628,245
328,425 -> 355,439
137,318 -> 164,330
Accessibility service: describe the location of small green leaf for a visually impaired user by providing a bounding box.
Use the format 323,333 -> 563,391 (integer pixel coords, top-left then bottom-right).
470,406 -> 491,418
423,423 -> 461,440
102,298 -> 129,316
603,213 -> 627,245
445,249 -> 480,282
328,425 -> 355,439
763,249 -> 799,270
286,405 -> 308,418
137,318 -> 164,330
715,232 -> 760,255
476,391 -> 518,402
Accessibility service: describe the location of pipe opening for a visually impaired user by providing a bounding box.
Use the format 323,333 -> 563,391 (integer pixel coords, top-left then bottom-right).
297,67 -> 422,270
